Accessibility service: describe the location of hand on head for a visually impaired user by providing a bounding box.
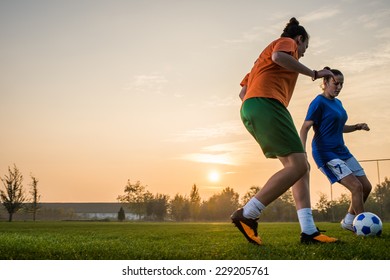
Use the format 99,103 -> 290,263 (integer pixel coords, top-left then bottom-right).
318,68 -> 335,80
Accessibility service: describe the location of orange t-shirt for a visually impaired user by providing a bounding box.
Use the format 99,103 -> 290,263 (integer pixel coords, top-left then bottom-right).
241,37 -> 299,107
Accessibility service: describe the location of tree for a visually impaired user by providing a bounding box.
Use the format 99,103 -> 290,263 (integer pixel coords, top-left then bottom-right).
152,193 -> 169,221
143,190 -> 154,219
262,189 -> 296,221
29,174 -> 40,221
241,186 -> 261,206
280,189 -> 294,205
201,187 -> 240,220
189,184 -> 201,221
314,193 -> 333,221
170,194 -> 190,221
145,193 -> 169,221
117,180 -> 146,220
371,177 -> 390,220
0,165 -> 26,222
331,193 -> 350,222
117,207 -> 126,222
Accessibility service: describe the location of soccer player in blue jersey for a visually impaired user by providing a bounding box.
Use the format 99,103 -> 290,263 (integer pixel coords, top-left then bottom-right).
300,67 -> 372,232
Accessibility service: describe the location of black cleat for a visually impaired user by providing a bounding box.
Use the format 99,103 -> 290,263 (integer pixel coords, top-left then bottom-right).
231,208 -> 262,245
300,229 -> 338,244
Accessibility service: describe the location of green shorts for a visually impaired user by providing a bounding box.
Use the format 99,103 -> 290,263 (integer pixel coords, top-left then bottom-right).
241,97 -> 304,158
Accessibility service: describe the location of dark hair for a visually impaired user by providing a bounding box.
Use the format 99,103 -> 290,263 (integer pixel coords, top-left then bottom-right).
281,17 -> 309,41
323,66 -> 343,82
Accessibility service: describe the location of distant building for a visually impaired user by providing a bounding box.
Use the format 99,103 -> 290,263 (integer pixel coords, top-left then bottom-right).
44,203 -> 141,220
0,203 -> 140,221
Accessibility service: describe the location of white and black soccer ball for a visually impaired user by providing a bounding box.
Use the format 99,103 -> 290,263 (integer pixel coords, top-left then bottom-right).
353,212 -> 382,236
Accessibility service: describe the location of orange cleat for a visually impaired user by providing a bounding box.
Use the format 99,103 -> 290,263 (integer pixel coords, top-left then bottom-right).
231,208 -> 262,245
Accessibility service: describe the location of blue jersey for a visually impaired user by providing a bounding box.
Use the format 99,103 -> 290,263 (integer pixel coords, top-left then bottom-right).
305,94 -> 352,168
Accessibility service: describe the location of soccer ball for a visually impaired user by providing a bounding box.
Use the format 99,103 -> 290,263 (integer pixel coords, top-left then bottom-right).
353,212 -> 382,236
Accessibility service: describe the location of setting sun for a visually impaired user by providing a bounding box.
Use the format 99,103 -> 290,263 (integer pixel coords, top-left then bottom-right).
208,171 -> 220,183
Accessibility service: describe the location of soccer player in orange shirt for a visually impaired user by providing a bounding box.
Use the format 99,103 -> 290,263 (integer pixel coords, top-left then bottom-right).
231,18 -> 338,244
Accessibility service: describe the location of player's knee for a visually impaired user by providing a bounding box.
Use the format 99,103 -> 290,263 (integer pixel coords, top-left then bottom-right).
350,180 -> 363,195
365,182 -> 372,193
283,153 -> 308,178
363,181 -> 372,197
296,162 -> 309,178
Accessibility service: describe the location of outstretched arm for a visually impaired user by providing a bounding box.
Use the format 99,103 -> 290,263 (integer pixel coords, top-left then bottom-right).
272,51 -> 334,80
343,123 -> 370,133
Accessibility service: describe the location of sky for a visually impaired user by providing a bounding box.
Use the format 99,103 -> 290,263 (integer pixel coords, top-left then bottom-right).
1,0 -> 390,205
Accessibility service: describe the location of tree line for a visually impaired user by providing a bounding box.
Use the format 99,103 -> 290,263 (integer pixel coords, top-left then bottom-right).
1,164 -> 390,222
314,178 -> 390,222
117,178 -> 390,222
116,181 -> 301,222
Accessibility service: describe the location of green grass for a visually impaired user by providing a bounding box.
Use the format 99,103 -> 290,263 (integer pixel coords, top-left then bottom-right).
0,221 -> 389,260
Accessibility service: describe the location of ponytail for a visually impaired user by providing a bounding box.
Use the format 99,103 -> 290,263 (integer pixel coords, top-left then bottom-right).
281,17 -> 309,41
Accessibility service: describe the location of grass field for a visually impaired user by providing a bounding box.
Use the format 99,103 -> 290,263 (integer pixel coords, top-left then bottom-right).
0,221 -> 388,260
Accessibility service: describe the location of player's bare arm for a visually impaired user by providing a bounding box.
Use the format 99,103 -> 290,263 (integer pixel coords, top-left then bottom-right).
299,120 -> 314,151
343,123 -> 370,133
271,51 -> 335,80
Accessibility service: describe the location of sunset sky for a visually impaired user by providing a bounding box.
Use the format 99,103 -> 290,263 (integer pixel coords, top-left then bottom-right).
1,0 -> 390,205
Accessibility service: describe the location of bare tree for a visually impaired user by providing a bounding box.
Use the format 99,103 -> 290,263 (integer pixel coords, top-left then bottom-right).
0,164 -> 26,222
29,174 -> 40,221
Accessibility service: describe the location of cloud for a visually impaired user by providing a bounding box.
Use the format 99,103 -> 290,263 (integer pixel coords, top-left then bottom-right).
170,122 -> 261,166
306,37 -> 332,55
167,120 -> 245,143
180,152 -> 234,165
376,27 -> 390,39
358,9 -> 390,29
223,26 -> 268,45
330,42 -> 390,73
222,7 -> 341,48
301,8 -> 341,22
202,95 -> 240,108
124,74 -> 168,95
177,140 -> 260,166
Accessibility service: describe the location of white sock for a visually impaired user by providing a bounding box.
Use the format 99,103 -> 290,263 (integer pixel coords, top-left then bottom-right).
243,197 -> 265,219
297,208 -> 317,235
344,213 -> 355,225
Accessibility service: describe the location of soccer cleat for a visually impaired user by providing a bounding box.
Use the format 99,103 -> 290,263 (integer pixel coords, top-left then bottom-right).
340,219 -> 354,232
231,208 -> 262,245
300,230 -> 338,244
